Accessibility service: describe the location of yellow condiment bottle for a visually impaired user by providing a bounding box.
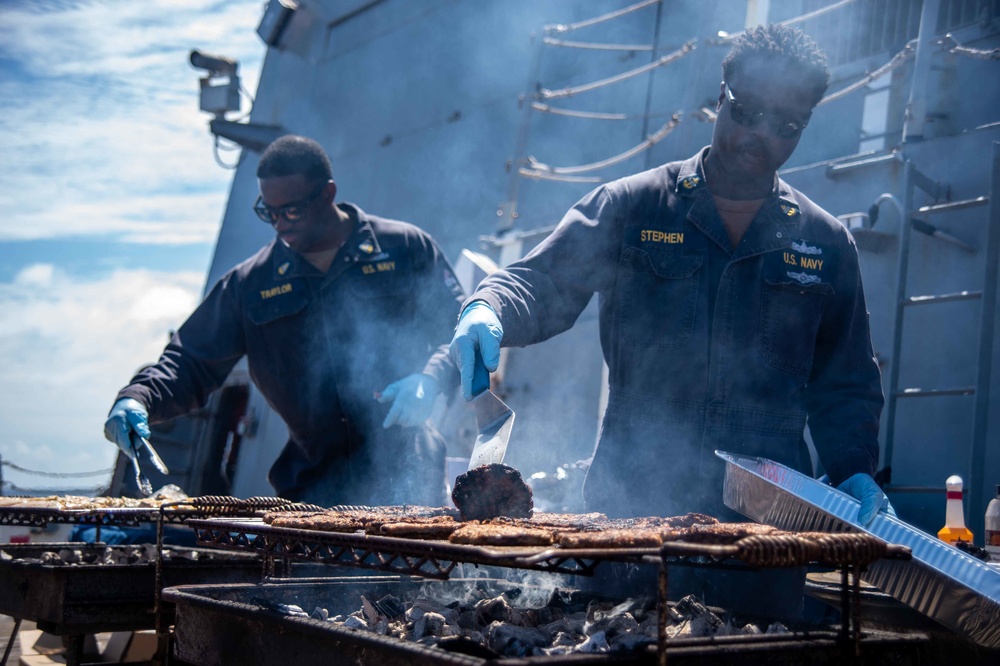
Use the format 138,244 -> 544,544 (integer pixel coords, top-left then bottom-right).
938,475 -> 974,544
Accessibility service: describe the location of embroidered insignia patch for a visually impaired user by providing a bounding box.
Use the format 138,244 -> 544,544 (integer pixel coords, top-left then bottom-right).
277,261 -> 290,276
790,240 -> 821,255
680,175 -> 701,190
786,271 -> 822,285
359,241 -> 375,254
780,204 -> 799,218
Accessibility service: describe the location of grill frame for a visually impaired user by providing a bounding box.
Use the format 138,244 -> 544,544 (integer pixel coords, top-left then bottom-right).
186,516 -> 912,658
163,578 -> 934,666
0,542 -> 263,635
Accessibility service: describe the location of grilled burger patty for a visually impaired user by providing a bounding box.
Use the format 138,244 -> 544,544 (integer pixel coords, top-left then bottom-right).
451,463 -> 533,521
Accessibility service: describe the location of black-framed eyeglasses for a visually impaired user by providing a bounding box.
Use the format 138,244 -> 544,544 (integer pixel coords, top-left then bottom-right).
724,83 -> 810,139
253,184 -> 327,224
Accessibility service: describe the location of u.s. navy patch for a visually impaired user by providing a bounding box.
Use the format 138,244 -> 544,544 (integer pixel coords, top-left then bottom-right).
764,239 -> 837,287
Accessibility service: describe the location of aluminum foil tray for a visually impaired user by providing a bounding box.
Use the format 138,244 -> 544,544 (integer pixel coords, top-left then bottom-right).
717,450 -> 1000,648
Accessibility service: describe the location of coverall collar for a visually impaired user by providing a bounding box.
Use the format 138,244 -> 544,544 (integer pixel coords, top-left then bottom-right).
271,202 -> 383,280
676,147 -> 804,259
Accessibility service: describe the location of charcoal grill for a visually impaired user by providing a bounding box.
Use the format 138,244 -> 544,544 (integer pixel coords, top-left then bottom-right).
163,577 -> 936,666
184,516 -> 913,662
0,496 -> 315,666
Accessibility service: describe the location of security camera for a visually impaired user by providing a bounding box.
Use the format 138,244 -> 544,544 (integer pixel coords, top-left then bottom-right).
189,50 -> 238,76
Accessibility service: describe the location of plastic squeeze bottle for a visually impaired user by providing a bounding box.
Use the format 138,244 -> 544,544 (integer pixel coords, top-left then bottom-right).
938,475 -> 974,545
986,484 -> 1000,562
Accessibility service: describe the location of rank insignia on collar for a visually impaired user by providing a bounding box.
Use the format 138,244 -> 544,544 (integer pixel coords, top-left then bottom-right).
780,203 -> 799,218
680,175 -> 701,190
277,261 -> 290,275
358,241 -> 375,254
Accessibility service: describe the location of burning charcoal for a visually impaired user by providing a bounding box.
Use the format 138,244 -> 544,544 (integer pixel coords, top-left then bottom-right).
542,617 -> 585,639
549,631 -> 581,648
435,636 -> 501,659
638,615 -> 659,638
275,603 -> 309,617
486,622 -> 549,657
609,632 -> 654,652
457,610 -> 477,630
576,630 -> 609,653
311,607 -> 329,621
343,615 -> 368,630
41,552 -> 63,565
765,621 -> 790,635
521,606 -> 559,626
585,599 -> 643,638
474,596 -> 521,625
741,623 -> 762,635
413,611 -> 446,638
405,605 -> 425,624
714,621 -> 737,637
375,594 -> 405,619
607,612 -> 640,637
57,548 -> 80,564
671,595 -> 723,636
463,629 -> 486,645
361,596 -> 381,624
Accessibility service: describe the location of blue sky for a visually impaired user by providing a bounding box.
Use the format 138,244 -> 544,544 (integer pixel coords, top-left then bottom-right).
0,0 -> 265,492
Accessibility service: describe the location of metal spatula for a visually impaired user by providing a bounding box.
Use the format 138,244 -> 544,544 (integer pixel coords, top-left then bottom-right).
467,349 -> 515,470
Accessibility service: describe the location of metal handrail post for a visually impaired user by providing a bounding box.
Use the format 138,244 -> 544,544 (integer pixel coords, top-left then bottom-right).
881,160 -> 914,475
968,142 -> 1000,528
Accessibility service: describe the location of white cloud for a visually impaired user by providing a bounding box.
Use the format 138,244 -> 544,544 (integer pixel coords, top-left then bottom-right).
0,264 -> 204,490
0,0 -> 265,244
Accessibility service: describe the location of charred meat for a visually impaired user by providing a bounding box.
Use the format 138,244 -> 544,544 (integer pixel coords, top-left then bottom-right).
451,463 -> 533,521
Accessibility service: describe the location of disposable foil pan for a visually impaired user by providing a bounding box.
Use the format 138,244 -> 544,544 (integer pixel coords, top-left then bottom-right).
717,450 -> 1000,648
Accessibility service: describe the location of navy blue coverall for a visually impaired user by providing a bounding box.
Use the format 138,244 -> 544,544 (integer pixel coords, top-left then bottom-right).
469,148 -> 883,519
118,204 -> 465,506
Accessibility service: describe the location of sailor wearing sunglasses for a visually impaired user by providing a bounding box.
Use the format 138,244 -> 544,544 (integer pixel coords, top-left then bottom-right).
105,135 -> 465,507
452,23 -> 889,527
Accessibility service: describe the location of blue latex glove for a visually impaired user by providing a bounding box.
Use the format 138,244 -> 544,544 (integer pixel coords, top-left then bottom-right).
377,373 -> 440,428
449,301 -> 503,401
837,473 -> 896,526
103,397 -> 150,460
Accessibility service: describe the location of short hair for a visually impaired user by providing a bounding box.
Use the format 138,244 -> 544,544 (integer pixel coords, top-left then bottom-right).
722,24 -> 830,107
257,135 -> 333,183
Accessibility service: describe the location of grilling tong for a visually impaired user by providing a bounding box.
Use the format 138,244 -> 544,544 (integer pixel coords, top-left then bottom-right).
128,432 -> 169,496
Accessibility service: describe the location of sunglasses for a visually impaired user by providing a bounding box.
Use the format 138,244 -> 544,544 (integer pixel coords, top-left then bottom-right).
724,83 -> 810,139
253,184 -> 327,224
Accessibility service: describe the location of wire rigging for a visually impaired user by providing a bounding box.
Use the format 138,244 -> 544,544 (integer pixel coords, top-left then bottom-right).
521,113 -> 681,178
817,40 -> 915,106
940,34 -> 1000,60
531,103 -> 681,121
1,460 -> 114,478
542,37 -> 653,51
540,40 -> 695,99
2,480 -> 107,495
544,0 -> 660,35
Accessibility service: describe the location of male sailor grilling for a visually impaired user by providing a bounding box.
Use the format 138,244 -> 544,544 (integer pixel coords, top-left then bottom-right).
103,135 -> 465,507
450,24 -> 893,526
